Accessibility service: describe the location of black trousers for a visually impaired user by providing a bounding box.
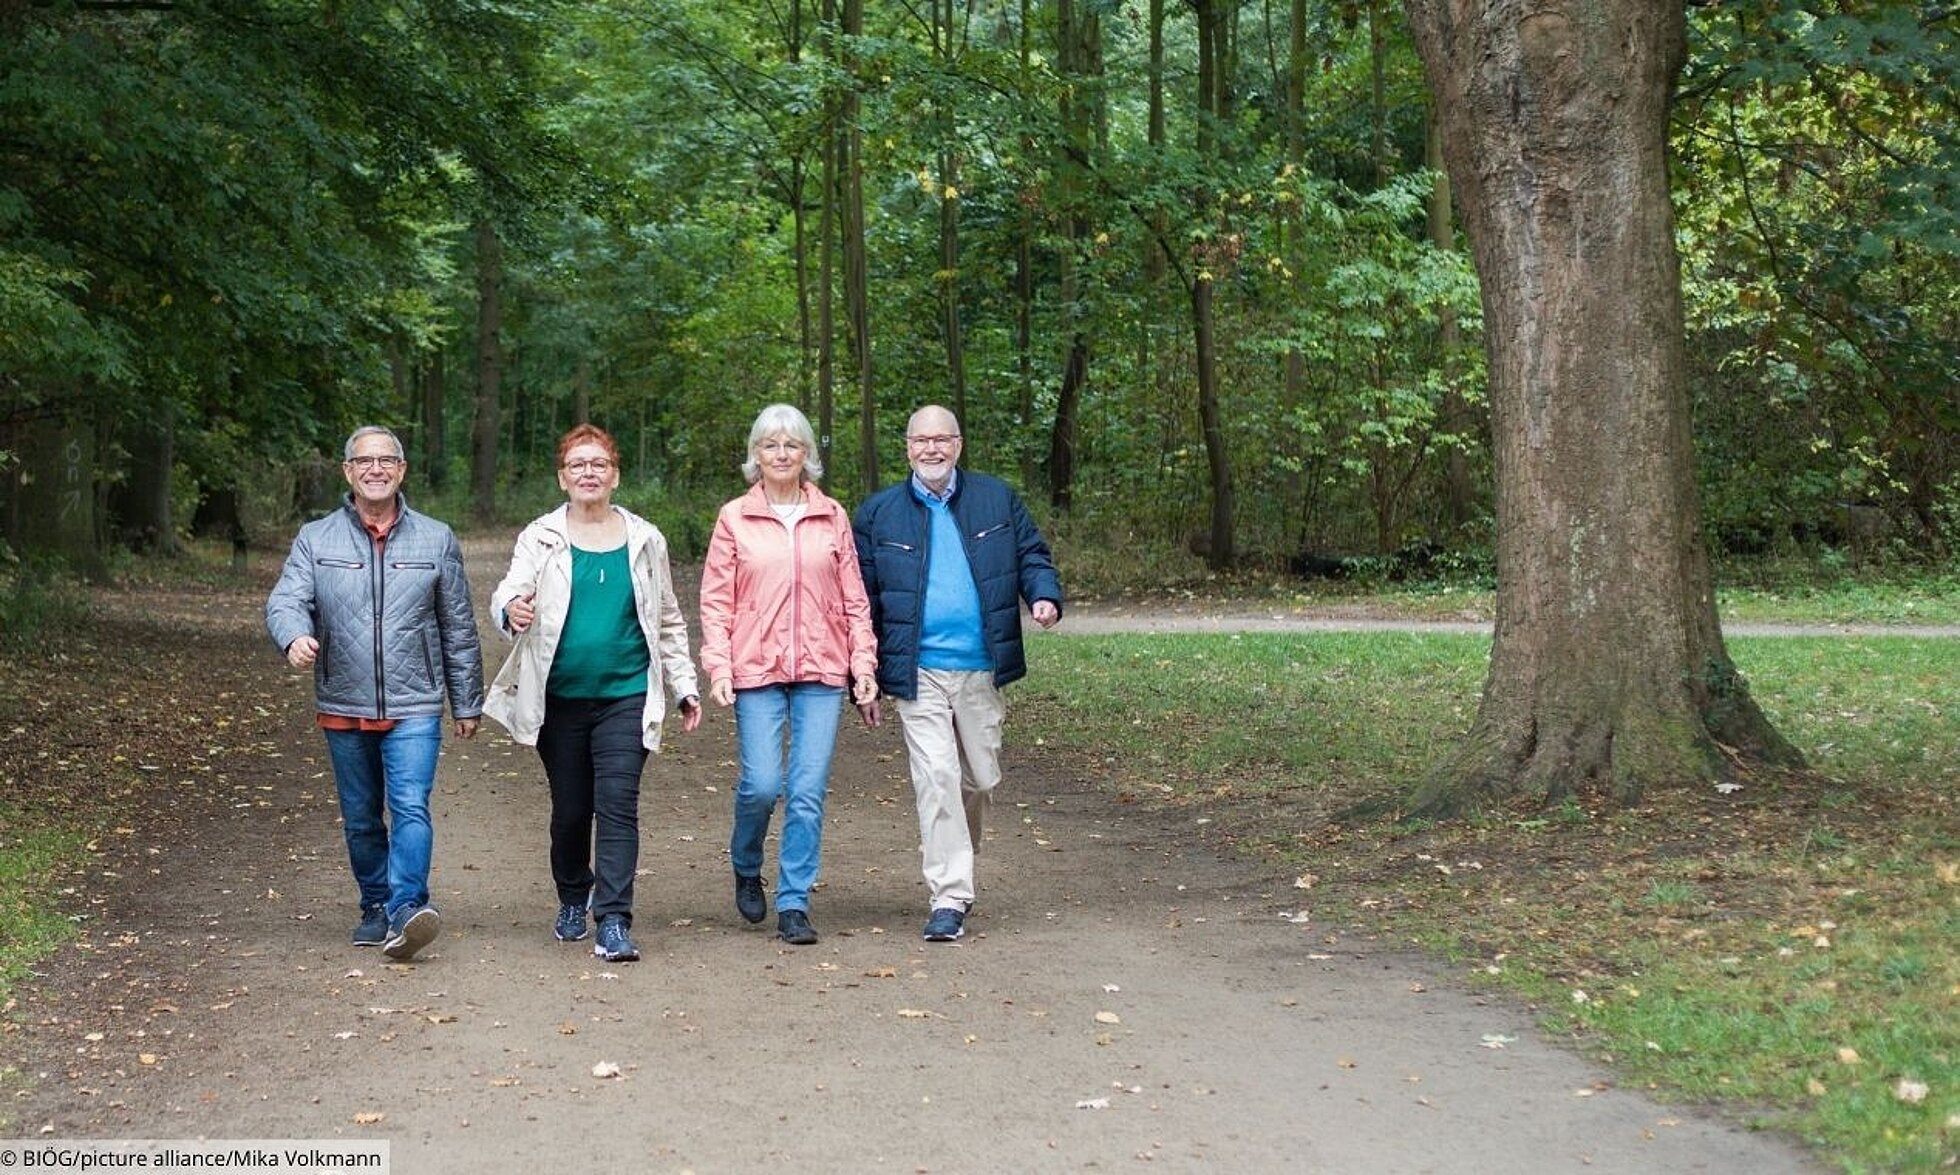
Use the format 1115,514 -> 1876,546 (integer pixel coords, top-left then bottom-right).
536,693 -> 649,923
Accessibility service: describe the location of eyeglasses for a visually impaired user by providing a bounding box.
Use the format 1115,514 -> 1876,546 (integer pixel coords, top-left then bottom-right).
906,434 -> 961,449
564,458 -> 615,474
345,455 -> 404,471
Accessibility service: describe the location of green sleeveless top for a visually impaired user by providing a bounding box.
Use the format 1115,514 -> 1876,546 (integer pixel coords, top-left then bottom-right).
546,545 -> 650,700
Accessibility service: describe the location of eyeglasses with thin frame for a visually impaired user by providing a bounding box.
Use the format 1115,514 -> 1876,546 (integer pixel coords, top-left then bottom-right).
345,455 -> 404,471
906,434 -> 961,449
564,458 -> 615,475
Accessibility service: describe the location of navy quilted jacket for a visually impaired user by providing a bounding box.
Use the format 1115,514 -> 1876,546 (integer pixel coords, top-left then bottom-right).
266,495 -> 484,721
853,470 -> 1063,701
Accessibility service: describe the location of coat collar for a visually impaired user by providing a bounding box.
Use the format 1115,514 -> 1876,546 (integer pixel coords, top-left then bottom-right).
736,479 -> 837,520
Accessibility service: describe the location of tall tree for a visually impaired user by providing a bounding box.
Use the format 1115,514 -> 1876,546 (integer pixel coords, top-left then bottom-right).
471,220 -> 505,524
1188,0 -> 1236,569
1402,0 -> 1800,810
1047,0 -> 1103,512
839,0 -> 877,494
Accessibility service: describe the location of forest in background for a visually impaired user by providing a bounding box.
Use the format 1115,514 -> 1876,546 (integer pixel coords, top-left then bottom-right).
2,0 -> 1955,573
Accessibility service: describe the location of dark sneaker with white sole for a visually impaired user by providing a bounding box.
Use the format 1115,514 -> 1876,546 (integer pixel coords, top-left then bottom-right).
593,915 -> 640,962
382,905 -> 440,961
351,905 -> 388,947
554,902 -> 589,942
922,907 -> 965,942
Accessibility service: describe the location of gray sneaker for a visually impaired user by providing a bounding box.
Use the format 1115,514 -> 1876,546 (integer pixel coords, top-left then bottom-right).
382,905 -> 440,961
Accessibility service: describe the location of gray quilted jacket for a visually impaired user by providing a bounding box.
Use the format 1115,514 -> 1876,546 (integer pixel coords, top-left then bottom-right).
266,494 -> 485,721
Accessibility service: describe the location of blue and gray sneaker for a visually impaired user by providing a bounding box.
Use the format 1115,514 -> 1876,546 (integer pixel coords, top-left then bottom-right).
922,907 -> 965,942
593,915 -> 640,963
382,905 -> 440,961
554,902 -> 589,942
351,905 -> 388,948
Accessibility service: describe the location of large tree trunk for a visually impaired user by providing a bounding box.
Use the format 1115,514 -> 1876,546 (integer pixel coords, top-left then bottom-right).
470,219 -> 503,525
1403,0 -> 1800,812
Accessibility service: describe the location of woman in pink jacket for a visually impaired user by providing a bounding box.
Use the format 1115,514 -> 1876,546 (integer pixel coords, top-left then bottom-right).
699,404 -> 879,945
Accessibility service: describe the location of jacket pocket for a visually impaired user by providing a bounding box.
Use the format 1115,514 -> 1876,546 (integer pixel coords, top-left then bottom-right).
970,522 -> 1009,541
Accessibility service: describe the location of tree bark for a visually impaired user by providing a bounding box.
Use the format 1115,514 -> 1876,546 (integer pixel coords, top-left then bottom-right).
1402,0 -> 1800,812
841,0 -> 876,495
1425,112 -> 1478,531
1191,0 -> 1235,569
421,348 -> 446,492
470,218 -> 503,525
817,0 -> 839,475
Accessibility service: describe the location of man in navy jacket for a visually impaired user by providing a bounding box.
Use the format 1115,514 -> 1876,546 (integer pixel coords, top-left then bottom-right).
854,405 -> 1063,942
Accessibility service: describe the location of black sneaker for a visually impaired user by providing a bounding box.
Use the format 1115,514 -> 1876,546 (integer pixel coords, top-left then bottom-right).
734,874 -> 766,924
554,902 -> 589,942
776,909 -> 817,945
593,915 -> 640,962
382,905 -> 440,961
351,905 -> 388,948
922,907 -> 965,942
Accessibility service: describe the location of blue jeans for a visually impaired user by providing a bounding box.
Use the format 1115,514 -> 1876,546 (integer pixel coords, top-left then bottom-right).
537,694 -> 649,923
731,683 -> 844,913
322,716 -> 444,920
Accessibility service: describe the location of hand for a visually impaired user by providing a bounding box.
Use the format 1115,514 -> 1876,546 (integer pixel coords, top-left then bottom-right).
856,698 -> 882,728
286,635 -> 319,668
851,674 -> 879,706
709,679 -> 734,707
1031,599 -> 1060,629
506,592 -> 537,634
677,695 -> 703,733
455,717 -> 480,739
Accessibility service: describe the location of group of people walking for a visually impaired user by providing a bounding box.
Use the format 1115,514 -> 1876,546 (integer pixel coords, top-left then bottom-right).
265,405 -> 1063,964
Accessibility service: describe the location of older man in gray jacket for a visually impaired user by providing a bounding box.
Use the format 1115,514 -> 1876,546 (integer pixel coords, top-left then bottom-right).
267,425 -> 483,961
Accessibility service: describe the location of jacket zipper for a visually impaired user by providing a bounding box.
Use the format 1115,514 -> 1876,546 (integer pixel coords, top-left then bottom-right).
789,513 -> 804,679
370,523 -> 387,720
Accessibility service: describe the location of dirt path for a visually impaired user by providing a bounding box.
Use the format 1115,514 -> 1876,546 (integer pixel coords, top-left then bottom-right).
3,544 -> 1830,1173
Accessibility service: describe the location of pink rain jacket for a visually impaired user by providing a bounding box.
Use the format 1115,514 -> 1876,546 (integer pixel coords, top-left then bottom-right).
698,481 -> 878,691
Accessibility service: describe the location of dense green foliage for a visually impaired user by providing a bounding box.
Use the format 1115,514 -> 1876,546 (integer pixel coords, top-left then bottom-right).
2,0 -> 1953,569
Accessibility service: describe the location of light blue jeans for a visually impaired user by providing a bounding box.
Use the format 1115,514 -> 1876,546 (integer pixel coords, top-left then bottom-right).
322,715 -> 444,919
731,683 -> 844,913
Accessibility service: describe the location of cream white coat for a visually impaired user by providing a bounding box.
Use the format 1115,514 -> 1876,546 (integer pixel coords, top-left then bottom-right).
484,504 -> 699,750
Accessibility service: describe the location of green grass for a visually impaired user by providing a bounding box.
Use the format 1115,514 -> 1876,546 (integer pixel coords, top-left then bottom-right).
0,802 -> 86,1006
1016,631 -> 1960,1172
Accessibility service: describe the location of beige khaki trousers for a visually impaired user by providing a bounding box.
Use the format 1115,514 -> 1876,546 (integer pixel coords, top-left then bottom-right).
895,668 -> 1006,911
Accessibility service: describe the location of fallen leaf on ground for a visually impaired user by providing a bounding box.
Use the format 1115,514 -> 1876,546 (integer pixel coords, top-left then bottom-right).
1075,1097 -> 1110,1110
591,1061 -> 622,1079
1894,1079 -> 1929,1104
1094,1011 -> 1121,1025
352,1112 -> 384,1125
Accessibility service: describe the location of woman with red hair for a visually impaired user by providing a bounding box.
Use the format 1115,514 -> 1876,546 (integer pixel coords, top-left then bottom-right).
484,424 -> 702,963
